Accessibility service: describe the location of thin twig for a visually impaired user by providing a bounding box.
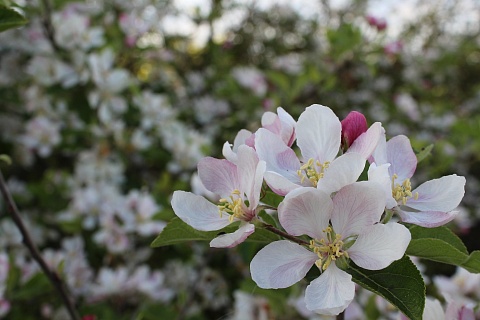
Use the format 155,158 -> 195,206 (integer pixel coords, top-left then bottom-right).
39,0 -> 62,53
0,169 -> 81,320
261,222 -> 309,246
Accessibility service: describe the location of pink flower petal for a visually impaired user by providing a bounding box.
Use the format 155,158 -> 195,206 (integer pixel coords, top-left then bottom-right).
408,175 -> 466,212
331,182 -> 386,237
370,129 -> 387,164
386,135 -> 417,181
296,105 -> 341,163
171,191 -> 231,231
317,153 -> 365,195
305,264 -> 355,316
210,223 -> 255,248
347,122 -> 383,159
279,188 -> 332,239
222,129 -> 253,163
250,240 -> 317,289
198,157 -> 239,199
396,209 -> 458,228
348,222 -> 410,270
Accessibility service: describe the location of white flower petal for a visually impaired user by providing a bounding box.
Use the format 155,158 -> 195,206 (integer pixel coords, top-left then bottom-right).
386,135 -> 417,181
255,128 -> 301,182
331,182 -> 386,237
370,129 -> 387,165
250,240 -> 317,289
347,122 -> 383,159
368,163 -> 397,209
210,223 -> 255,248
198,157 -> 239,198
296,104 -> 341,163
305,264 -> 355,316
396,209 -> 458,228
408,175 -> 466,212
237,145 -> 265,208
348,222 -> 411,270
171,191 -> 231,231
279,188 -> 332,239
264,171 -> 300,196
317,153 -> 365,195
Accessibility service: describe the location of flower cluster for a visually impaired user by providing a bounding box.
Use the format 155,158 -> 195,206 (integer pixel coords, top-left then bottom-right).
172,104 -> 466,316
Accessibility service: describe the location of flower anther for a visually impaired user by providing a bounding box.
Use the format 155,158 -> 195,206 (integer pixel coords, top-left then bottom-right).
391,174 -> 419,205
218,189 -> 250,222
309,226 -> 349,271
297,158 -> 330,187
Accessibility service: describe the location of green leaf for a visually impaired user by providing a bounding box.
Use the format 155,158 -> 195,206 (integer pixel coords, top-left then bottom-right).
150,217 -> 279,248
261,191 -> 283,208
406,225 -> 480,273
415,144 -> 434,163
462,251 -> 480,273
0,154 -> 11,165
408,225 -> 467,254
346,256 -> 425,320
0,5 -> 27,32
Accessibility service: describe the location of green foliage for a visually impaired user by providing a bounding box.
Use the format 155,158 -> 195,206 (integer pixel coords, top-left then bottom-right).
415,144 -> 434,163
347,256 -> 425,320
0,154 -> 11,165
151,217 -> 279,248
0,5 -> 26,32
406,225 -> 480,273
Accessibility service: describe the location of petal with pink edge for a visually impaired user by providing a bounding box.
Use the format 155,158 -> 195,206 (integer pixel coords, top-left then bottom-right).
396,209 -> 458,228
296,104 -> 341,163
255,128 -> 301,182
407,175 -> 466,212
264,171 -> 301,196
317,153 -> 365,195
198,157 -> 239,199
347,122 -> 383,160
223,129 -> 253,163
250,240 -> 317,289
305,264 -> 355,316
348,222 -> 411,270
171,191 -> 231,231
331,182 -> 386,237
210,223 -> 255,248
279,187 -> 332,239
386,135 -> 417,181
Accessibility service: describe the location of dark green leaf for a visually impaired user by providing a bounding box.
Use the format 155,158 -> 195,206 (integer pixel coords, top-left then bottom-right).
346,256 -> 425,320
0,5 -> 27,32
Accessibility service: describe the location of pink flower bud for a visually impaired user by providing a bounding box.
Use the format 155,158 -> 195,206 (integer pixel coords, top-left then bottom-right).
341,111 -> 368,150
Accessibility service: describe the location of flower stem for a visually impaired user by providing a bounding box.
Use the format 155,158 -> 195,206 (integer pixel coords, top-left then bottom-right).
0,169 -> 81,320
260,222 -> 309,246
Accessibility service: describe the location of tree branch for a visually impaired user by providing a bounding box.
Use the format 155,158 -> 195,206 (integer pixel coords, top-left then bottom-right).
260,222 -> 309,246
0,169 -> 81,320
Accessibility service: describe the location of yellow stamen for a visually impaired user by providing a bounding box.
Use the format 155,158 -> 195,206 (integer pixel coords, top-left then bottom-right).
309,227 -> 346,271
217,189 -> 248,222
392,174 -> 418,205
297,158 -> 330,187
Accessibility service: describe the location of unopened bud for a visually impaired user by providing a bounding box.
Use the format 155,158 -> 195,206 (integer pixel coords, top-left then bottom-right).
341,111 -> 368,151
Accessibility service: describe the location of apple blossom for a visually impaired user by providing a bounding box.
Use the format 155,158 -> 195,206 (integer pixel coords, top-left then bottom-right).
250,182 -> 410,315
255,104 -> 379,196
171,145 -> 266,248
368,134 -> 466,227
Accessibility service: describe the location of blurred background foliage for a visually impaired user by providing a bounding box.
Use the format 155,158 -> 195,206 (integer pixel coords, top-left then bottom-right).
0,0 -> 480,319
